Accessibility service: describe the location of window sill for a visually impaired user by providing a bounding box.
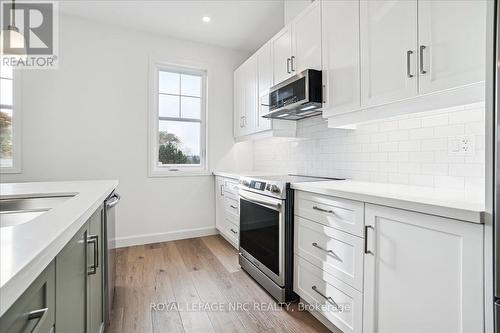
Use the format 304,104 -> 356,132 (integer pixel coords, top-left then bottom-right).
148,169 -> 212,178
0,167 -> 21,174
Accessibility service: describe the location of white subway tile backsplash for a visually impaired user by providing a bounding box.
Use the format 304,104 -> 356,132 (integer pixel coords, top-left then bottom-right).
409,127 -> 434,140
398,118 -> 422,130
421,114 -> 449,127
388,131 -> 410,143
421,138 -> 448,151
398,140 -> 421,151
421,163 -> 448,176
409,151 -> 435,163
253,103 -> 485,191
379,142 -> 399,152
371,132 -> 388,143
434,176 -> 465,189
433,124 -> 465,137
379,120 -> 399,132
449,109 -> 484,124
409,174 -> 435,187
449,163 -> 484,178
388,152 -> 410,162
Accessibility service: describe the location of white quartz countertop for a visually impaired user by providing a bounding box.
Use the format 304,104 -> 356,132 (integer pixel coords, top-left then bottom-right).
291,180 -> 485,224
0,180 -> 118,316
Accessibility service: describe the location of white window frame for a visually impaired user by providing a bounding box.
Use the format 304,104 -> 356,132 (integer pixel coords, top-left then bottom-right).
148,59 -> 208,177
0,69 -> 21,174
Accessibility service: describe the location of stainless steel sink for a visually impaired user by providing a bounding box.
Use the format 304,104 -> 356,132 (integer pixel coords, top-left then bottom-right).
0,195 -> 74,228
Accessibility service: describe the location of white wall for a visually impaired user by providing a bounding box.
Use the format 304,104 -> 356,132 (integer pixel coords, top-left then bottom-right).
1,14 -> 252,247
254,103 -> 485,192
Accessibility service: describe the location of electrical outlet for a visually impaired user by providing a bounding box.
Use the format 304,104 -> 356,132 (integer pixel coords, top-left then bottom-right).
448,135 -> 475,156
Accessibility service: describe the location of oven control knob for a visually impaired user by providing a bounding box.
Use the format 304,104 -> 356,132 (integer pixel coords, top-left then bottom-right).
240,179 -> 250,187
270,185 -> 281,195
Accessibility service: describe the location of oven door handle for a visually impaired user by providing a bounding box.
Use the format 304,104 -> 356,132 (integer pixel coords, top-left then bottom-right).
239,194 -> 282,211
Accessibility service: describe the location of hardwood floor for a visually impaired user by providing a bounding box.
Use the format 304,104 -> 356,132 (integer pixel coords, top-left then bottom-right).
108,235 -> 334,333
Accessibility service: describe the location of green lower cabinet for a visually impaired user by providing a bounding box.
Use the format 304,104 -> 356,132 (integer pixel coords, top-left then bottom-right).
0,206 -> 106,333
56,223 -> 88,333
87,207 -> 104,333
0,261 -> 55,333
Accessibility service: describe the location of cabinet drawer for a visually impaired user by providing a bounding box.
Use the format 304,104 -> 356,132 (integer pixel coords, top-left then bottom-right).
294,256 -> 362,333
222,218 -> 239,248
224,196 -> 239,218
295,216 -> 364,291
0,261 -> 55,333
295,191 -> 364,237
224,179 -> 239,199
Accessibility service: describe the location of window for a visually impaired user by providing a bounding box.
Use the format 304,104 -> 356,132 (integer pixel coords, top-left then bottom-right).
149,62 -> 207,176
0,65 -> 20,173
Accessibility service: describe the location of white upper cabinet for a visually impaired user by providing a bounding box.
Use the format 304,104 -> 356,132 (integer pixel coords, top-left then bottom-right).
292,0 -> 322,73
256,42 -> 272,132
417,0 -> 486,94
272,1 -> 321,86
321,0 -> 361,116
233,55 -> 258,137
363,204 -> 484,333
360,0 -> 418,107
272,26 -> 293,85
233,66 -> 245,138
242,55 -> 258,136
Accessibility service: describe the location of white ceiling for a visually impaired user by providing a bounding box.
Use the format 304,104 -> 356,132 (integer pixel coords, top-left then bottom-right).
59,0 -> 285,52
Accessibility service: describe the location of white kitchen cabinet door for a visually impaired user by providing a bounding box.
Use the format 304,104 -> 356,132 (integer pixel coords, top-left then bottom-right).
292,0 -> 322,73
233,67 -> 245,138
360,0 -> 418,107
215,177 -> 225,231
418,0 -> 486,94
242,55 -> 258,135
256,42 -> 272,132
321,0 -> 360,116
272,26 -> 293,85
363,204 -> 484,333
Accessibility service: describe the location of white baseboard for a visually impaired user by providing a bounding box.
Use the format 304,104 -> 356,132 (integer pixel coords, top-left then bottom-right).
114,226 -> 218,248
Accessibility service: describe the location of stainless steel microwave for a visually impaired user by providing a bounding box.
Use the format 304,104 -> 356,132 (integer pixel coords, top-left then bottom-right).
262,69 -> 322,121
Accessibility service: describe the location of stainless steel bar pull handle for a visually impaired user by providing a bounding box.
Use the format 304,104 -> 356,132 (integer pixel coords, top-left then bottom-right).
291,56 -> 296,72
313,206 -> 335,214
87,234 -> 98,275
106,193 -> 121,208
311,285 -> 339,308
419,45 -> 427,74
287,58 -> 291,74
364,225 -> 374,255
230,205 -> 238,209
406,50 -> 414,78
312,242 -> 343,262
27,307 -> 48,329
220,185 -> 224,196
230,228 -> 238,234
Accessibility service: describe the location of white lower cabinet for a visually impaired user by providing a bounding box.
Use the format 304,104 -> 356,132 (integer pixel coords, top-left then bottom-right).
293,190 -> 484,333
295,256 -> 363,333
363,204 -> 484,333
295,216 -> 364,291
215,176 -> 239,249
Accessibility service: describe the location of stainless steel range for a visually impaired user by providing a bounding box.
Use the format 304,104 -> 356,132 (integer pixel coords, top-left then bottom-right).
237,174 -> 344,303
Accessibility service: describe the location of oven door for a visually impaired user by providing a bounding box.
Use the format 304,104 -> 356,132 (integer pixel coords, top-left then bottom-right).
239,189 -> 285,287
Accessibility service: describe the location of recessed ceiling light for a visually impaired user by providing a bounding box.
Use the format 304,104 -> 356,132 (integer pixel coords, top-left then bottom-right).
202,16 -> 211,23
